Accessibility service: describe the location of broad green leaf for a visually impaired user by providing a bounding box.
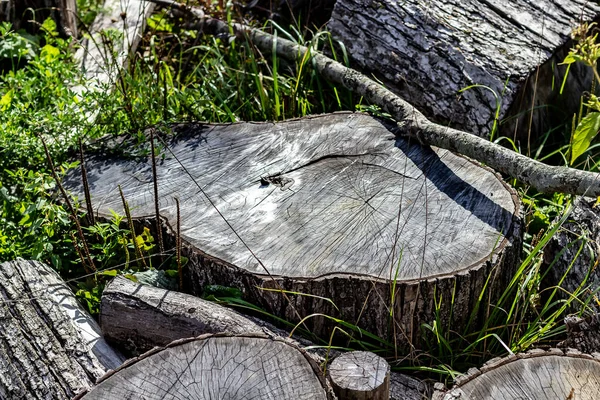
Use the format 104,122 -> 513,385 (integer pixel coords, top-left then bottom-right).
100,269 -> 118,277
0,90 -> 12,111
41,44 -> 59,62
571,112 -> 600,164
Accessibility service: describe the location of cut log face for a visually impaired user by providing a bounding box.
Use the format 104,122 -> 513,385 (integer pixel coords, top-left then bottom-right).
0,259 -> 125,399
329,351 -> 390,400
63,112 -> 521,344
327,1 -> 600,142
440,348 -> 600,399
77,334 -> 335,400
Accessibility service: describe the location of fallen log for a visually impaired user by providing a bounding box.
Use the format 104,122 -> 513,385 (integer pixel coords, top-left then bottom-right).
328,0 -> 599,144
433,348 -> 600,399
149,0 -> 600,196
0,258 -> 125,399
64,112 -> 522,349
100,276 -> 430,400
75,333 -> 337,399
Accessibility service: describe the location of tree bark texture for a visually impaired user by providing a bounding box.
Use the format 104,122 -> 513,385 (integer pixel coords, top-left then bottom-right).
329,351 -> 390,400
560,313 -> 600,354
76,333 -> 336,399
1,0 -> 78,37
63,112 -> 522,349
328,0 -> 600,145
542,197 -> 600,313
435,348 -> 600,399
0,259 -> 125,399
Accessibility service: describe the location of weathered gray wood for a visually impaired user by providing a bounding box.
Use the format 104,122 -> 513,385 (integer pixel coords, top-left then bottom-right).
101,275 -> 268,354
542,197 -> 600,311
77,333 -> 336,399
74,0 -> 155,89
329,351 -> 390,400
328,0 -> 600,144
1,0 -> 78,36
390,372 -> 430,400
437,348 -> 600,399
64,112 -> 521,348
0,258 -> 125,399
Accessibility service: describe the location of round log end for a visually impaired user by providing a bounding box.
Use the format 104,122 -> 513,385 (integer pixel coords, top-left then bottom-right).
329,351 -> 390,400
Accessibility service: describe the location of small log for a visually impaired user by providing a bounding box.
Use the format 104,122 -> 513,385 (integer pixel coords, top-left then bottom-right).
101,275 -> 266,354
64,112 -> 522,349
435,348 -> 600,399
329,351 -> 390,400
76,333 -> 336,399
328,0 -> 599,145
0,258 -> 125,399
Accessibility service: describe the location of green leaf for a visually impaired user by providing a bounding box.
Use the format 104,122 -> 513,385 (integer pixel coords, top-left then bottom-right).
0,90 -> 13,111
570,112 -> 600,164
41,44 -> 59,63
100,269 -> 118,277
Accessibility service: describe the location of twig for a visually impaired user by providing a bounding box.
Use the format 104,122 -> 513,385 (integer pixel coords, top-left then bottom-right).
146,0 -> 600,196
150,129 -> 165,263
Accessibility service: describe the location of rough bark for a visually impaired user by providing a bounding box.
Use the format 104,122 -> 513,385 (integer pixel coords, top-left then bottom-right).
0,258 -> 125,399
434,348 -> 600,399
74,0 -> 155,89
149,0 -> 600,196
560,313 -> 600,354
0,0 -> 78,37
329,351 -> 390,400
63,112 -> 522,349
542,197 -> 600,312
76,333 -> 336,399
328,0 -> 599,146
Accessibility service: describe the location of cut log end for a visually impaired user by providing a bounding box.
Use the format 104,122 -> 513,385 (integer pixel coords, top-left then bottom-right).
329,351 -> 390,400
77,334 -> 335,400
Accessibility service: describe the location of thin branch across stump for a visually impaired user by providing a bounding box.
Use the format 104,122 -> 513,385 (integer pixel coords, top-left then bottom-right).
76,334 -> 335,399
63,112 -> 521,346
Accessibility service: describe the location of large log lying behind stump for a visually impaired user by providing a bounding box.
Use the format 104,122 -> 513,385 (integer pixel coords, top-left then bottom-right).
434,348 -> 600,399
328,1 -> 600,143
63,112 -> 521,347
76,333 -> 336,399
0,259 -> 125,399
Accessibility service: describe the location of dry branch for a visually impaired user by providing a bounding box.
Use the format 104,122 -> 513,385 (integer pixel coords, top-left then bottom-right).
149,0 -> 600,196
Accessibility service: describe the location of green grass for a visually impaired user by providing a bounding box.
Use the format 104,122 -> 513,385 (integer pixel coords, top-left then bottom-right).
1,4 -> 599,386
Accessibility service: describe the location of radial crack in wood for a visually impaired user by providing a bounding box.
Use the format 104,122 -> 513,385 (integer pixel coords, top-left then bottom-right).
63,112 -> 521,347
76,333 -> 336,399
329,351 -> 390,400
437,348 -> 600,399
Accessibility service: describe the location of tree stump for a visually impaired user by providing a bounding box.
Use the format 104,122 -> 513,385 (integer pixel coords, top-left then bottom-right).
329,351 -> 390,400
434,348 -> 600,399
327,1 -> 600,145
0,258 -> 125,399
75,333 -> 336,399
63,112 -> 522,348
0,0 -> 78,37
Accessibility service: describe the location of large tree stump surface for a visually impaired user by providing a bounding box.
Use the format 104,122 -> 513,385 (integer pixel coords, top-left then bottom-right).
328,1 -> 600,142
0,259 -> 125,399
64,112 -> 521,344
77,333 -> 335,399
437,348 -> 600,399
